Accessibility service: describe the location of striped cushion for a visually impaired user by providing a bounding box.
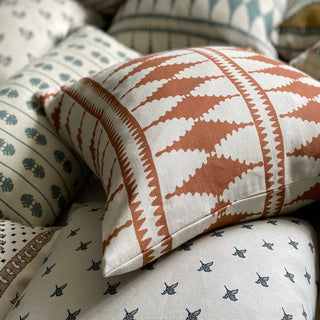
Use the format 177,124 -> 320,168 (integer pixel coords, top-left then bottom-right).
290,40 -> 320,80
274,0 -> 320,60
38,46 -> 320,276
0,25 -> 140,227
108,0 -> 287,58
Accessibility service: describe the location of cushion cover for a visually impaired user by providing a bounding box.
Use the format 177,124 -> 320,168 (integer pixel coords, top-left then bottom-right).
274,0 -> 320,60
4,202 -> 318,320
108,0 -> 287,57
38,46 -> 320,276
290,40 -> 320,81
0,0 -> 101,85
0,219 -> 60,320
0,25 -> 140,227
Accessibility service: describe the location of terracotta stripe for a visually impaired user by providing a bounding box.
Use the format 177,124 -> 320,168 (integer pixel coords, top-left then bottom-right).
104,183 -> 124,214
96,128 -> 104,178
51,94 -> 64,132
100,139 -> 110,180
89,119 -> 99,175
62,79 -> 172,264
103,219 -> 133,249
200,48 -> 286,215
76,110 -> 86,157
106,158 -> 117,197
65,102 -> 76,149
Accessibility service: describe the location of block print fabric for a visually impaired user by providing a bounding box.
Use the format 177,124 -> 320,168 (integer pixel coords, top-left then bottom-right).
290,40 -> 320,81
39,47 -> 320,276
4,203 -> 318,320
275,0 -> 320,60
0,220 -> 61,320
108,0 -> 287,57
0,0 -> 102,86
0,25 -> 140,227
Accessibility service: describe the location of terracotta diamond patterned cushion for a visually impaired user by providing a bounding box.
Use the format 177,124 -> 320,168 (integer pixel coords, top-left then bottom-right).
38,47 -> 320,277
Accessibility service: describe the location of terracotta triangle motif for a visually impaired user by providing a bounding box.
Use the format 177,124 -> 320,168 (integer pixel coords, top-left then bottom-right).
40,47 -> 320,277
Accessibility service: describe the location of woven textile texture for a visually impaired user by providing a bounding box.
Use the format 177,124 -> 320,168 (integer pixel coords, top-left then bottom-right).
38,46 -> 320,276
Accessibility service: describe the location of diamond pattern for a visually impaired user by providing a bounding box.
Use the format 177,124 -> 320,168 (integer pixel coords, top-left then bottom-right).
39,46 -> 320,277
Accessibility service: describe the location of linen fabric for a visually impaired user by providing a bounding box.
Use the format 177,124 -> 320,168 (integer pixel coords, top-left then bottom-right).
108,0 -> 287,58
4,202 -> 318,320
274,0 -> 320,60
0,219 -> 61,320
38,46 -> 320,276
0,25 -> 140,227
0,0 -> 102,86
290,40 -> 320,81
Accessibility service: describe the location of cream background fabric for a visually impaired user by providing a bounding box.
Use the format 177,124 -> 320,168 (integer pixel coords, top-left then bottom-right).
4,202 -> 318,320
0,25 -> 140,227
0,220 -> 61,320
0,0 -> 102,86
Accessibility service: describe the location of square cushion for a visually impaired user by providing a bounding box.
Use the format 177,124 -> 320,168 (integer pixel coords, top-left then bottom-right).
0,219 -> 60,320
108,0 -> 287,58
76,0 -> 126,14
290,40 -> 320,81
3,202 -> 318,319
38,46 -> 320,276
0,25 -> 140,227
0,0 -> 103,86
274,0 -> 320,60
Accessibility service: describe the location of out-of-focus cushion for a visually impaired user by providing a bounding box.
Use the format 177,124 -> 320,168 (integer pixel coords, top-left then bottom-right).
290,40 -> 320,80
0,0 -> 102,85
38,46 -> 320,276
76,0 -> 126,14
0,219 -> 61,320
0,25 -> 140,227
108,0 -> 287,57
4,202 -> 318,320
274,0 -> 320,60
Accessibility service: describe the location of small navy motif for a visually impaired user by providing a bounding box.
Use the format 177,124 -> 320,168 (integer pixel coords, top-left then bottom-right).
123,308 -> 138,320
42,263 -> 56,277
223,286 -> 238,301
161,282 -> 178,295
103,282 -> 120,295
281,307 -> 293,320
186,308 -> 201,320
197,260 -> 213,272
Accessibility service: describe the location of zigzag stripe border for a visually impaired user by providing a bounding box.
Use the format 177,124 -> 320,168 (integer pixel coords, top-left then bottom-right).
196,47 -> 286,216
61,78 -> 172,266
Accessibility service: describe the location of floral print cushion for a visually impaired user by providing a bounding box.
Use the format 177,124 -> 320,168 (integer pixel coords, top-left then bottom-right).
0,25 -> 140,227
0,0 -> 102,86
4,202 -> 318,319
